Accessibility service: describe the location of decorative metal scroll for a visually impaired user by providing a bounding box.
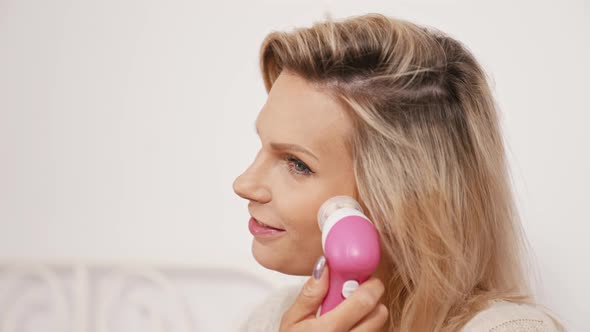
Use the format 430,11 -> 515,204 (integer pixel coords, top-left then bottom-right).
0,263 -> 274,332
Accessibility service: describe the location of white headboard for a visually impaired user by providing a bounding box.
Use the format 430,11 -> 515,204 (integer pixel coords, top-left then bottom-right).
0,262 -> 275,332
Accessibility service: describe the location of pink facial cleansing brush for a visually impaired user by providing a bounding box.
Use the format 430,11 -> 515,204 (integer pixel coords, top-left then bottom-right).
316,195 -> 381,316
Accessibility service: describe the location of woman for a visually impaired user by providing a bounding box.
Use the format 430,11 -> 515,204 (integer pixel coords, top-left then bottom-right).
232,13 -> 565,331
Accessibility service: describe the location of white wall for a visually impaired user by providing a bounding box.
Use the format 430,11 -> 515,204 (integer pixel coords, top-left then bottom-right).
0,0 -> 587,330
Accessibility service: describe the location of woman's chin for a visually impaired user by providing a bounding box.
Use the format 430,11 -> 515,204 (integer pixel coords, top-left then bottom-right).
251,240 -> 315,276
251,240 -> 284,271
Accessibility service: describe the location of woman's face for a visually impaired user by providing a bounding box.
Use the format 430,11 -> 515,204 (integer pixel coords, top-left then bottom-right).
232,70 -> 357,276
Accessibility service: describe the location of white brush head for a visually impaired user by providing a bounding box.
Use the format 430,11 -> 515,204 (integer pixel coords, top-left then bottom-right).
317,195 -> 364,231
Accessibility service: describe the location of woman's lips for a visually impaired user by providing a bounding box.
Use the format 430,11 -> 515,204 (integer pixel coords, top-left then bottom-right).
248,217 -> 286,237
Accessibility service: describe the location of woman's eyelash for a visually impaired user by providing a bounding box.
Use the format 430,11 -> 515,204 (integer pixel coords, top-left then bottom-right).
285,154 -> 314,176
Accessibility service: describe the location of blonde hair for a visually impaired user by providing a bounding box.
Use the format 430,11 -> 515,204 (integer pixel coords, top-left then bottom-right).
258,13 -> 563,332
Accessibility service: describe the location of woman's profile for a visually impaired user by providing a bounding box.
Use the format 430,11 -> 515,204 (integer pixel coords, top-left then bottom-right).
232,13 -> 565,332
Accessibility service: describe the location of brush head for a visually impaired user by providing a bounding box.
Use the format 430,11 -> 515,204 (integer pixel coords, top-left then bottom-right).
317,195 -> 364,231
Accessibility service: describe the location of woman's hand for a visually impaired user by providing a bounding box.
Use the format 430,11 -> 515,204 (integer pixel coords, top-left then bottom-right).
279,256 -> 389,332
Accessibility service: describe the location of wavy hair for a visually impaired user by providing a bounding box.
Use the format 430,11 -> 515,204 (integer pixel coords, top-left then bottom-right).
258,13 -> 562,331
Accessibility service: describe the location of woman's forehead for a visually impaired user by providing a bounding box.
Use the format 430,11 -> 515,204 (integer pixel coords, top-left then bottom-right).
257,72 -> 352,156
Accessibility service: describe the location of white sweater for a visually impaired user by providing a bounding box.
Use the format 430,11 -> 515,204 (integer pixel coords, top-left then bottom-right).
238,282 -> 564,332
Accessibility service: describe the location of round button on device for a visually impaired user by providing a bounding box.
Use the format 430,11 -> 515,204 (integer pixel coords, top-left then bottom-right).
342,280 -> 359,298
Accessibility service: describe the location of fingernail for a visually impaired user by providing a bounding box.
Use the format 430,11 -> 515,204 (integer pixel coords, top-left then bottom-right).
312,255 -> 326,280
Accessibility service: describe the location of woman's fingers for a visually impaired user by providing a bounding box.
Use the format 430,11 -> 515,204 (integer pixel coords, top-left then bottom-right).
280,258 -> 388,332
317,277 -> 385,331
280,256 -> 330,327
349,303 -> 389,332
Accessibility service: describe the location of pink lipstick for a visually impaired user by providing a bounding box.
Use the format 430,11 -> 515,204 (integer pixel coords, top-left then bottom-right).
248,217 -> 286,238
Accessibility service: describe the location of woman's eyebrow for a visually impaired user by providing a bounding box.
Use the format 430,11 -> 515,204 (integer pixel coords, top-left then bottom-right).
270,143 -> 319,162
254,121 -> 319,162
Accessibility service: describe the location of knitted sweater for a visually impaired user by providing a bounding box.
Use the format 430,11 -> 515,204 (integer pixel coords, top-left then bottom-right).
238,282 -> 564,332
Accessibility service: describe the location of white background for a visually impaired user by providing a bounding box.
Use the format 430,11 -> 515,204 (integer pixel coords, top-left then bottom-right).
0,0 -> 587,331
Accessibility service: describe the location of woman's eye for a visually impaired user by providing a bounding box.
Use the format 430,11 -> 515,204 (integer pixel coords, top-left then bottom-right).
285,155 -> 314,176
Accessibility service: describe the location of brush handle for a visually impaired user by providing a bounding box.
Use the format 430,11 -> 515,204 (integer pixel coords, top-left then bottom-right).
320,270 -> 370,315
319,215 -> 381,315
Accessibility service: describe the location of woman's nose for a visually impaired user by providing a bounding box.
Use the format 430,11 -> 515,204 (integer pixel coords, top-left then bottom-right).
232,167 -> 271,203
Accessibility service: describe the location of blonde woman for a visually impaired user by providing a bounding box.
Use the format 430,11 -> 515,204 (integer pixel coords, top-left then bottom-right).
233,13 -> 565,332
